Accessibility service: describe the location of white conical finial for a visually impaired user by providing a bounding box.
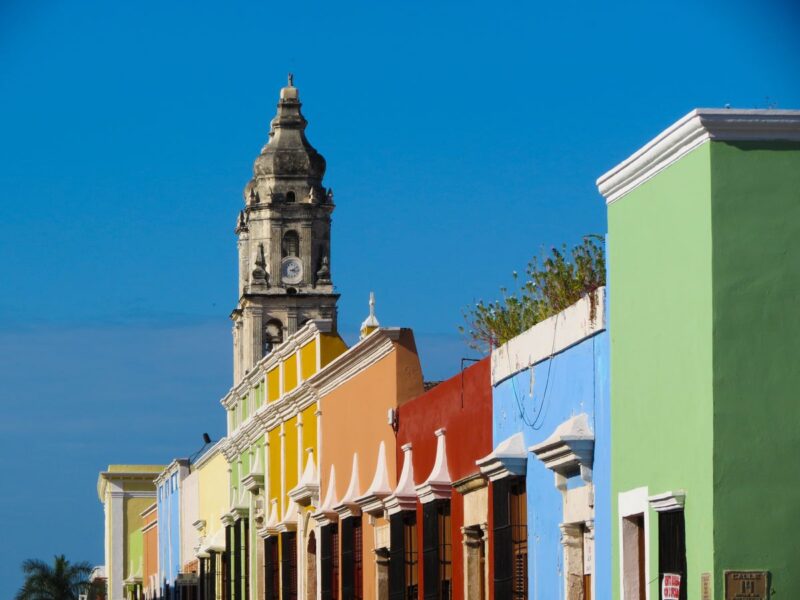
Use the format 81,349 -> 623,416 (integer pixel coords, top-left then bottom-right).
360,292 -> 380,339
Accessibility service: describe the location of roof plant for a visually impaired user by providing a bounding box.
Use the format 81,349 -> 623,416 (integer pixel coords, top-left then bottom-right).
15,555 -> 98,600
460,234 -> 606,353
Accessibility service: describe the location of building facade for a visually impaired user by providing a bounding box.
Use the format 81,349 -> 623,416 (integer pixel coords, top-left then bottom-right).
156,460 -> 191,599
598,109 -> 800,600
482,290 -> 609,600
98,465 -> 164,600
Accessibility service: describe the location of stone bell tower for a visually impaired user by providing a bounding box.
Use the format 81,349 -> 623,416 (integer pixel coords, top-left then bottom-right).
231,75 -> 338,382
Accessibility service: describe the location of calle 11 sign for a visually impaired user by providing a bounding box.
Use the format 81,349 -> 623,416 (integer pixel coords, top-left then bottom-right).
725,571 -> 769,600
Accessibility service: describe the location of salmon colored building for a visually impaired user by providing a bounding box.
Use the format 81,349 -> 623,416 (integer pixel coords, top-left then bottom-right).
312,323 -> 424,600
390,358 -> 494,600
141,503 -> 158,600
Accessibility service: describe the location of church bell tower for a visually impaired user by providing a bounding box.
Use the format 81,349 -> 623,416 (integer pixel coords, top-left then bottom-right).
231,75 -> 338,382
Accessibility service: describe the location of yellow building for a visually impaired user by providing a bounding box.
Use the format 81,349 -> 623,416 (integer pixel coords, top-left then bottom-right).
98,465 -> 164,600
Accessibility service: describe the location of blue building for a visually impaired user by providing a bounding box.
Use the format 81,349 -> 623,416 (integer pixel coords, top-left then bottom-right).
155,459 -> 189,599
478,289 -> 609,600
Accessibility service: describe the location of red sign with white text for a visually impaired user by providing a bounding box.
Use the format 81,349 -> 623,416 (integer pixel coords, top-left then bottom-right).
662,573 -> 682,600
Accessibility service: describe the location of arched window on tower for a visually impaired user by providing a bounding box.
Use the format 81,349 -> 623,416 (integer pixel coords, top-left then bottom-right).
282,231 -> 300,258
285,191 -> 296,203
263,319 -> 283,355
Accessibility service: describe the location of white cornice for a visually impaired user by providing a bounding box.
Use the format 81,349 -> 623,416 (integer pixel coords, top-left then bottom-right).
223,328 -> 402,454
193,439 -> 226,469
597,108 -> 800,204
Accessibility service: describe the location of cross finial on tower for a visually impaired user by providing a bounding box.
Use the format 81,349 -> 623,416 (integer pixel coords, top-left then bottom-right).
288,73 -> 294,87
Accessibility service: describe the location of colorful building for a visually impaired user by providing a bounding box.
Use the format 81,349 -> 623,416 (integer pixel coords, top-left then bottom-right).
482,290 -> 609,600
141,503 -> 158,600
392,357 -> 494,600
193,441 -> 229,600
98,465 -> 164,600
311,320 -> 424,600
597,109 -> 800,600
155,460 -> 190,598
220,319 -> 348,600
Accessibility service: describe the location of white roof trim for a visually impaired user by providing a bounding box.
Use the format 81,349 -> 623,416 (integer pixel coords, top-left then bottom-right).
356,441 -> 392,517
491,289 -> 606,385
385,443 -> 416,515
476,432 -> 527,481
334,454 -> 362,518
416,429 -> 452,503
597,108 -> 800,205
277,497 -> 299,532
197,527 -> 226,555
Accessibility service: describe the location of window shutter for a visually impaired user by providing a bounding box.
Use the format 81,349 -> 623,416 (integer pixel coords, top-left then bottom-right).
493,479 -> 512,598
389,513 -> 406,600
321,525 -> 333,600
340,518 -> 355,600
422,502 -> 440,600
281,532 -> 297,600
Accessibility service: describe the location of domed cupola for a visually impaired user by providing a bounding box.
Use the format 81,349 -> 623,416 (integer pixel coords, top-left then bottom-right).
245,75 -> 327,205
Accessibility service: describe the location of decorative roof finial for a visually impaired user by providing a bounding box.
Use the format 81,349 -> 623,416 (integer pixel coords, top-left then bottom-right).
288,73 -> 294,87
360,291 -> 380,339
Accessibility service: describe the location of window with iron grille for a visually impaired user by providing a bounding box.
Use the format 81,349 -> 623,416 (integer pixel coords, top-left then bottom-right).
389,511 -> 417,600
493,478 -> 528,599
340,517 -> 363,600
242,521 -> 249,600
320,524 -> 339,600
658,510 -> 686,600
422,500 -> 451,600
264,538 -> 279,600
224,526 -> 232,600
281,532 -> 297,600
353,519 -> 363,600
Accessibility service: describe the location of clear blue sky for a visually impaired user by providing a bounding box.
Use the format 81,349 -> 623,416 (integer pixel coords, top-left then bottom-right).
1,0 -> 798,596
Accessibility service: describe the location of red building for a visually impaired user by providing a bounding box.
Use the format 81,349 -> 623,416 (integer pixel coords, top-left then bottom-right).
388,358 -> 493,600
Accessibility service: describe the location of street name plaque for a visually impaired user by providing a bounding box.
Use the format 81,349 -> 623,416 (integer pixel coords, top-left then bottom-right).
725,571 -> 769,600
701,572 -> 711,600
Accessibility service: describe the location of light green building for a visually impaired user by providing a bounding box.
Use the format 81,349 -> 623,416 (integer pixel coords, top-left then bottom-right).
598,109 -> 800,600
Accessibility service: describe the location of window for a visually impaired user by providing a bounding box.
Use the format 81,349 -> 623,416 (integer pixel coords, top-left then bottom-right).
390,512 -> 413,600
658,510 -> 686,600
341,517 -> 363,600
282,231 -> 299,257
281,531 -> 297,600
321,524 -> 339,600
263,320 -> 284,355
422,500 -> 451,600
286,191 -> 296,203
493,478 -> 528,599
264,538 -> 279,600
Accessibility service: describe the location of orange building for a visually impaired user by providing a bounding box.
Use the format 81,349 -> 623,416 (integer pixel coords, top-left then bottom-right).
141,503 -> 158,600
311,321 -> 424,599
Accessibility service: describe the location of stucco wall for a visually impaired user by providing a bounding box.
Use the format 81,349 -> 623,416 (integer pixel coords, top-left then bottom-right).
396,357 -> 493,600
181,469 -> 200,569
608,143 -> 715,599
493,328 -> 609,599
710,140 -> 800,593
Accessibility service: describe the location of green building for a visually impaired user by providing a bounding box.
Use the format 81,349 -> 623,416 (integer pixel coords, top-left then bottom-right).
597,109 -> 800,600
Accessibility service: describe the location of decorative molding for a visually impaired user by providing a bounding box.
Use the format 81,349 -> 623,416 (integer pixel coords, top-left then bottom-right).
452,472 -> 487,495
386,443 -> 416,515
648,490 -> 686,513
416,429 -> 452,504
192,439 -> 226,469
530,413 -> 594,486
312,465 -> 339,526
334,454 -> 362,519
356,441 -> 393,517
476,432 -> 528,482
288,448 -> 319,506
597,108 -> 800,204
491,289 -> 606,385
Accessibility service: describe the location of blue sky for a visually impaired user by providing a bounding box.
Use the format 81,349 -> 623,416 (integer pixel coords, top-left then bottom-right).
1,0 -> 798,596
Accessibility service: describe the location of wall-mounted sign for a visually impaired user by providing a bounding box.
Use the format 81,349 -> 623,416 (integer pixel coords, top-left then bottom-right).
725,571 -> 769,600
701,572 -> 711,600
662,573 -> 681,600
